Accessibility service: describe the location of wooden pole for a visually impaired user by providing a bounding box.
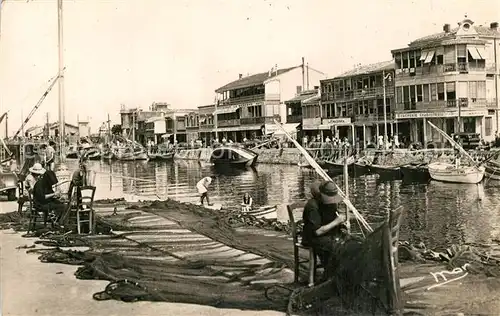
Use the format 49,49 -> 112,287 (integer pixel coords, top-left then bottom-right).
272,119 -> 373,233
343,145 -> 350,233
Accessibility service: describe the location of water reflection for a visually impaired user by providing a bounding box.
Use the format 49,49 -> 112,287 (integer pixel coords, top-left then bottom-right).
62,159 -> 500,250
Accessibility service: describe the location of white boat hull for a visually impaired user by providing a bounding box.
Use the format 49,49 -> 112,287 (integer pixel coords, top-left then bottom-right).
428,162 -> 485,184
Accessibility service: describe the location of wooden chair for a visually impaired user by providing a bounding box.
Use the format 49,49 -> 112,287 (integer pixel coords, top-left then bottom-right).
69,185 -> 96,234
287,201 -> 318,287
383,206 -> 404,315
27,191 -> 54,232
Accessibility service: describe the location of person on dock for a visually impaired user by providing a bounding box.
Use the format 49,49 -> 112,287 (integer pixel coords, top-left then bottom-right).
31,163 -> 67,225
16,165 -> 39,215
241,193 -> 253,212
45,141 -> 56,171
196,176 -> 213,206
67,162 -> 89,208
302,181 -> 347,270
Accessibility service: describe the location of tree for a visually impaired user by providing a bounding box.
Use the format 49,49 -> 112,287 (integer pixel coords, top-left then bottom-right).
111,124 -> 122,135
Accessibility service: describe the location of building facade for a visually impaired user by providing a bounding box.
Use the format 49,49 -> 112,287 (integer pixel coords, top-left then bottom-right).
391,18 -> 500,145
25,122 -> 78,138
319,61 -> 395,145
213,61 -> 326,141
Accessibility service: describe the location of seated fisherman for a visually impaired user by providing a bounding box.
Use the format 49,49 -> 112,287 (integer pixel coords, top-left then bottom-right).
302,181 -> 347,269
67,162 -> 89,208
31,163 -> 67,224
241,193 -> 253,212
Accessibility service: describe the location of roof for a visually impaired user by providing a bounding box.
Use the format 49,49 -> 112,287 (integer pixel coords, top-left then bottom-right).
302,95 -> 320,105
410,25 -> 499,47
215,66 -> 299,93
285,90 -> 318,103
25,122 -> 78,133
333,60 -> 395,79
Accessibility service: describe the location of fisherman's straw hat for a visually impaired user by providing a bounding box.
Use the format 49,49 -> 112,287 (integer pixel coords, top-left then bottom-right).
29,163 -> 46,175
319,181 -> 342,204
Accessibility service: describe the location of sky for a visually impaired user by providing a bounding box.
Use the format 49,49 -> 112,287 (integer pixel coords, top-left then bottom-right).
0,0 -> 499,136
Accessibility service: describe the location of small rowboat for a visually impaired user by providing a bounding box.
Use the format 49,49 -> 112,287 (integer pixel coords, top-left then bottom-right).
243,205 -> 277,219
428,162 -> 485,184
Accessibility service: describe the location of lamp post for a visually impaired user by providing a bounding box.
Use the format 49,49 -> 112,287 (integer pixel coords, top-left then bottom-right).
382,71 -> 393,148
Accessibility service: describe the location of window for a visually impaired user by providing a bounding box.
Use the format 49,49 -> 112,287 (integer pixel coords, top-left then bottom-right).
436,54 -> 444,65
403,86 -> 410,103
410,85 -> 416,103
468,81 -> 477,101
409,51 -> 415,68
478,81 -> 486,99
446,82 -> 456,100
395,53 -> 402,69
430,84 -> 437,101
417,85 -> 423,102
396,86 -> 403,104
345,80 -> 352,91
402,52 -> 409,69
444,45 -> 456,64
416,50 -> 422,67
437,83 -> 445,100
463,117 -> 476,133
485,117 -> 492,136
423,84 -> 430,102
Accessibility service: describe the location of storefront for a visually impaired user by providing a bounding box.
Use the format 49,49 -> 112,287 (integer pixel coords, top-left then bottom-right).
395,109 -> 489,146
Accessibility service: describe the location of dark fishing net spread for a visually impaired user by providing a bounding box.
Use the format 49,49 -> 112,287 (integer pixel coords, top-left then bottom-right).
2,197 -> 500,315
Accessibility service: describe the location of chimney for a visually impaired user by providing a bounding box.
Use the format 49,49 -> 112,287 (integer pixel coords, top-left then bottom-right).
238,73 -> 243,79
491,22 -> 499,30
443,23 -> 451,33
275,64 -> 278,76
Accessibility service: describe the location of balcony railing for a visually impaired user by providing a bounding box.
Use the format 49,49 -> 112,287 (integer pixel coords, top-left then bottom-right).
218,94 -> 265,106
286,115 -> 302,123
218,119 -> 241,127
396,62 -> 488,78
325,86 -> 395,102
395,98 -> 495,112
240,116 -> 280,125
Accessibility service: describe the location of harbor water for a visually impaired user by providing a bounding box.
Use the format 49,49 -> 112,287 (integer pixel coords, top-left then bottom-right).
65,159 -> 500,251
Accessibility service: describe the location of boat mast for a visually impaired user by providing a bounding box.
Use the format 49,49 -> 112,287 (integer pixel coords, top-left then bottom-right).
57,0 -> 66,161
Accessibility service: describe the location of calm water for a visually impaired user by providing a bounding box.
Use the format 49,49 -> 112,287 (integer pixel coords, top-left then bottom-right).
65,159 -> 500,250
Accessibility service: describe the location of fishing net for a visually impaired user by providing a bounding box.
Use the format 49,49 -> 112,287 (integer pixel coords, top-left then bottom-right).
2,197 -> 500,315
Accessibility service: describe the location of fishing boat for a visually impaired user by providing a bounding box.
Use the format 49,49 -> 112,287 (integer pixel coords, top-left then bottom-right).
148,151 -> 174,161
210,146 -> 258,167
400,163 -> 430,182
133,146 -> 149,160
370,164 -> 402,178
85,146 -> 101,160
65,144 -> 80,159
485,160 -> 500,180
428,162 -> 485,184
243,205 -> 277,219
323,156 -> 355,173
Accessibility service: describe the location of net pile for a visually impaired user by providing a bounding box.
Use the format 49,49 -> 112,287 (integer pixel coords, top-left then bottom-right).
2,197 -> 500,315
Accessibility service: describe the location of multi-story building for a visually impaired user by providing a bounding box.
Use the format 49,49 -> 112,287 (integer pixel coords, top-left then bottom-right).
213,60 -> 326,141
391,17 -> 500,145
197,104 -> 215,143
25,122 -> 78,138
319,61 -> 395,145
185,110 -> 200,144
119,105 -> 139,139
285,88 -> 320,140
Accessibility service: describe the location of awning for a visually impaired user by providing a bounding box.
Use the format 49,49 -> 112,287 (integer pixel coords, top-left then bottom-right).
424,50 -> 435,64
268,123 -> 300,135
467,46 -> 482,60
214,105 -> 240,115
161,134 -> 172,138
475,46 -> 485,59
146,116 -> 164,124
420,51 -> 429,61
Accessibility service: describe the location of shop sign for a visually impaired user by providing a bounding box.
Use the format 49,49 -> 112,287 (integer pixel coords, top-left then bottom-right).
395,110 -> 487,119
302,118 -> 321,130
322,117 -> 351,125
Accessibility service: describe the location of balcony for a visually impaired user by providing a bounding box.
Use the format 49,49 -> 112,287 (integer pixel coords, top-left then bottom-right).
240,116 -> 280,125
395,99 -> 493,112
396,62 -> 487,78
286,115 -> 302,124
218,94 -> 265,106
328,86 -> 395,101
218,119 -> 241,127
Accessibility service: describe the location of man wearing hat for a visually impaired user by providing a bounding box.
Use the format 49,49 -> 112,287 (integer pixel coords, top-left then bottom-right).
302,181 -> 347,269
31,163 -> 67,226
